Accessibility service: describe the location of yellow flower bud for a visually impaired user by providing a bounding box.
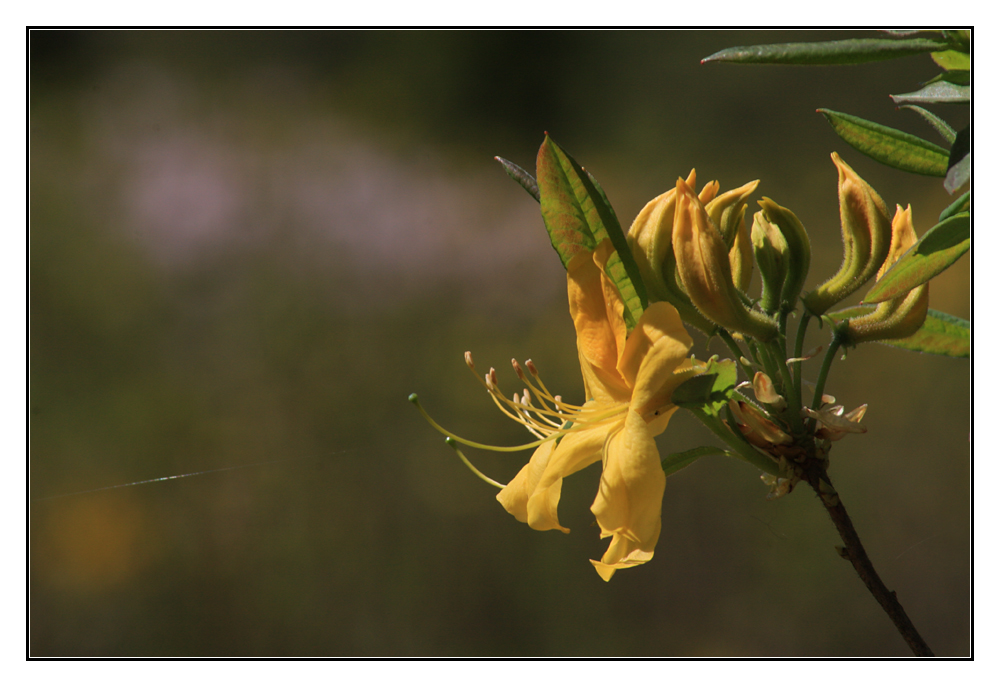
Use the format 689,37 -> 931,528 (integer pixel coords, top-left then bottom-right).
672,178 -> 778,341
843,205 -> 929,345
626,169 -> 716,334
803,153 -> 892,316
706,180 -> 759,294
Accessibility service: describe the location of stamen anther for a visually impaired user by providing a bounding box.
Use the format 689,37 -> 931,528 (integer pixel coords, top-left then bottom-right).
511,359 -> 526,380
465,351 -> 475,370
526,360 -> 539,376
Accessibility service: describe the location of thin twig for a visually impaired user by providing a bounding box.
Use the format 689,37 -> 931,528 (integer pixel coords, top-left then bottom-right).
802,462 -> 934,657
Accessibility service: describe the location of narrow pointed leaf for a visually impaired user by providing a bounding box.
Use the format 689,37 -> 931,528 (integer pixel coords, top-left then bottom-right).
495,156 -> 540,202
536,135 -> 647,330
901,105 -> 956,144
891,81 -> 970,104
862,213 -> 970,304
536,138 -> 598,266
924,70 -> 971,86
829,307 -> 970,357
661,445 -> 731,477
702,37 -> 950,65
818,109 -> 949,176
939,191 -> 970,222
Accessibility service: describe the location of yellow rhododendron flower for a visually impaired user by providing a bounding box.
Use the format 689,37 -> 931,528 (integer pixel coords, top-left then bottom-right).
415,238 -> 698,580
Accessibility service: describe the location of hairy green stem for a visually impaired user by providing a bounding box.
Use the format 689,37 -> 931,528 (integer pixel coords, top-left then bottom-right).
811,330 -> 843,412
718,329 -> 754,382
790,313 -> 811,415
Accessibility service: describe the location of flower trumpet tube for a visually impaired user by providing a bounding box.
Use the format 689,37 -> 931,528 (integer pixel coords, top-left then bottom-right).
803,153 -> 891,316
843,205 -> 929,345
672,178 -> 778,341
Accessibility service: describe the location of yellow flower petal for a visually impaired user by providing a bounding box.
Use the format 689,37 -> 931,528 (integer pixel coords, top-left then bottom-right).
567,246 -> 629,402
590,410 -> 666,581
497,414 -> 609,533
618,302 -> 694,415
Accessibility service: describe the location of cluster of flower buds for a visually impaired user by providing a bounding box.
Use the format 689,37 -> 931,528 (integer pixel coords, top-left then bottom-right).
627,153 -> 923,347
670,177 -> 781,341
629,174 -> 781,341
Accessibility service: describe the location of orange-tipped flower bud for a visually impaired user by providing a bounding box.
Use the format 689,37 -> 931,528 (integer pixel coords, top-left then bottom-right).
803,153 -> 892,316
843,205 -> 929,345
673,178 -> 778,341
627,170 -> 716,334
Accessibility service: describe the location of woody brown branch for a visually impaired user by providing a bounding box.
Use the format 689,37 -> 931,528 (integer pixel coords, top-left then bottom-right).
800,459 -> 934,657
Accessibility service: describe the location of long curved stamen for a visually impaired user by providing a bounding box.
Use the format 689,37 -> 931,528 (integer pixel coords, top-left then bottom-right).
480,367 -> 576,433
516,386 -> 563,429
408,394 -> 557,452
511,360 -> 562,421
445,437 -> 507,489
413,352 -> 630,464
516,358 -> 586,414
526,359 -> 585,412
512,392 -> 549,439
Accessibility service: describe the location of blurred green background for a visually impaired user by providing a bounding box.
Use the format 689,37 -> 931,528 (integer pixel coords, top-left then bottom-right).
30,30 -> 969,656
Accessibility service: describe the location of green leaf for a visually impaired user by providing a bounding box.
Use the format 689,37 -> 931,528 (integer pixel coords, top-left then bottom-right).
941,30 -> 971,52
890,309 -> 970,357
901,105 -> 956,144
939,191 -> 970,222
828,307 -> 970,357
818,109 -> 950,177
536,135 -> 647,330
931,50 -> 971,70
536,138 -> 598,266
891,81 -> 970,105
701,37 -> 950,65
671,358 -> 737,416
862,213 -> 970,304
661,445 -> 731,477
495,156 -> 540,202
924,70 -> 971,87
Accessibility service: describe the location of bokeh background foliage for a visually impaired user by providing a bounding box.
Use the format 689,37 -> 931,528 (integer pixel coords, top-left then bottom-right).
30,30 -> 969,656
